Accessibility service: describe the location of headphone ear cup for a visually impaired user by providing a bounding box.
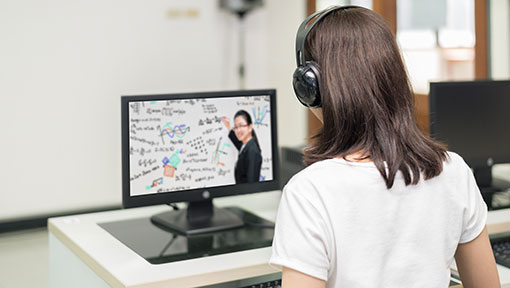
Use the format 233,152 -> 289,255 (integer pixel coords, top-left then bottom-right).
292,61 -> 322,108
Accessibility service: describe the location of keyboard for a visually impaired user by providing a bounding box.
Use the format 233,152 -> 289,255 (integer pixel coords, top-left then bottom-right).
203,271 -> 463,287
491,232 -> 510,268
201,272 -> 281,288
240,278 -> 281,288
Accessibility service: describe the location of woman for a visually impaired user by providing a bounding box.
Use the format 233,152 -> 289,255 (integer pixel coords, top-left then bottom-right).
222,110 -> 262,183
269,6 -> 500,288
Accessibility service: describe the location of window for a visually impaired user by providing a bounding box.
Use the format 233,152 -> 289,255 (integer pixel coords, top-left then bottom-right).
397,0 -> 475,93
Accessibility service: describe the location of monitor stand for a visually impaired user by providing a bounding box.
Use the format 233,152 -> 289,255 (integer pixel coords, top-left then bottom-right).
474,166 -> 510,210
151,199 -> 245,235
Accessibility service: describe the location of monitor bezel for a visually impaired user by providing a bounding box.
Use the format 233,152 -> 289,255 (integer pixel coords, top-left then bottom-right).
121,89 -> 279,209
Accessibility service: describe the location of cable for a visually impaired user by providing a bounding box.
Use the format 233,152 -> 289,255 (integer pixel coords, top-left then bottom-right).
167,203 -> 180,210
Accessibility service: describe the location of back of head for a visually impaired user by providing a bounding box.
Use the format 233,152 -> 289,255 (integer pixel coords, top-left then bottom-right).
303,7 -> 447,188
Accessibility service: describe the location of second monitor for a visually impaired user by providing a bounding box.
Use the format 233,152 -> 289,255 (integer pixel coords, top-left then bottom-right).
429,80 -> 510,206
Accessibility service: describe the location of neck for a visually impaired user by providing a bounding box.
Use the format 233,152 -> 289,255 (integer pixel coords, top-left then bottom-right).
340,151 -> 371,162
242,134 -> 252,145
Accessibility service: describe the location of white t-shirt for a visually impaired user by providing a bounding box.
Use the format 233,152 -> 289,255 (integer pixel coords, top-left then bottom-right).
269,152 -> 487,288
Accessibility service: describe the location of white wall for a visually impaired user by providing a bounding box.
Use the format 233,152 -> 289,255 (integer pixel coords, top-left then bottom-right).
265,1 -> 308,148
489,0 -> 510,79
0,0 -> 307,221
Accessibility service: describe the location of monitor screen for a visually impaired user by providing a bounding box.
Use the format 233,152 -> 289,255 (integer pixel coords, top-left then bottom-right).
429,80 -> 510,188
121,90 -> 279,235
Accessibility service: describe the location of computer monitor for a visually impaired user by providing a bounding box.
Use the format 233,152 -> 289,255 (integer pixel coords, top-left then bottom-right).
429,80 -> 510,193
121,89 -> 279,235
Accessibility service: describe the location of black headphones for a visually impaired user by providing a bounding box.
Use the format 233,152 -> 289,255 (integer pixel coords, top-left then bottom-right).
293,6 -> 360,108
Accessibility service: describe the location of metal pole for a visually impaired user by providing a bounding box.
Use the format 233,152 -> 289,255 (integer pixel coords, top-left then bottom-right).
238,13 -> 246,89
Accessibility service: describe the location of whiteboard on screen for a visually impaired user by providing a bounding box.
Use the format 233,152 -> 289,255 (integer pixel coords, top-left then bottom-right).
127,95 -> 273,196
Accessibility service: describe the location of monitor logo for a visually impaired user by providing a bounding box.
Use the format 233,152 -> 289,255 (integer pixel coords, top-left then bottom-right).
202,190 -> 211,199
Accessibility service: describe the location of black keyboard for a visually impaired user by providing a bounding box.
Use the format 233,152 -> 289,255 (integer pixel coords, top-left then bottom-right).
202,271 -> 464,287
491,232 -> 510,269
240,279 -> 281,288
201,272 -> 281,288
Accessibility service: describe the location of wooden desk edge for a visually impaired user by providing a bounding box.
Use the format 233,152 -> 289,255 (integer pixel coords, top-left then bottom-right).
487,221 -> 510,235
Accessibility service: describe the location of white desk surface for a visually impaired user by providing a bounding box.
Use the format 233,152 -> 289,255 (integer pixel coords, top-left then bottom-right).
49,191 -> 510,288
48,191 -> 282,288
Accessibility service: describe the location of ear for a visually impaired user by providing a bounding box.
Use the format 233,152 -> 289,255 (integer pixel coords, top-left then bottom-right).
310,108 -> 323,123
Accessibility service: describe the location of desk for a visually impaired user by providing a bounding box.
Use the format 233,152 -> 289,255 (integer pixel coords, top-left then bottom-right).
49,191 -> 510,288
48,191 -> 281,288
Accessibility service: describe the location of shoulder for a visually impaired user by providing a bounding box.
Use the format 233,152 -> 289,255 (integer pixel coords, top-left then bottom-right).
429,151 -> 477,197
284,159 -> 340,196
245,140 -> 260,153
442,151 -> 471,175
287,158 -> 377,186
445,151 -> 464,164
279,161 -> 338,221
287,159 -> 333,182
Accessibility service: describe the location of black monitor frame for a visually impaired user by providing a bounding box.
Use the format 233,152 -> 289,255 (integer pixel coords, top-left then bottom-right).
121,89 -> 279,234
429,80 -> 510,206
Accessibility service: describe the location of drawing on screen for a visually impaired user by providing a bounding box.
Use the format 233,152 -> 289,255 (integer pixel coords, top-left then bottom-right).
211,137 -> 231,166
146,177 -> 163,190
253,105 -> 270,127
198,116 -> 222,126
202,103 -> 218,114
187,136 -> 206,154
161,148 -> 186,178
160,122 -> 190,143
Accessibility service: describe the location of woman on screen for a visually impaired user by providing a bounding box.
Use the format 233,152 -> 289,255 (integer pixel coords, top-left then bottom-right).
222,110 -> 262,184
269,6 -> 500,288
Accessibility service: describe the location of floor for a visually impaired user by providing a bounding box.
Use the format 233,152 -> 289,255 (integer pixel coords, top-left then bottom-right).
0,228 -> 48,288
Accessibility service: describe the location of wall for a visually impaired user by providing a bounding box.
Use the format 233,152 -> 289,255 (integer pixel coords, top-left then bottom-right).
0,0 -> 307,221
489,0 -> 510,78
265,1 -> 308,148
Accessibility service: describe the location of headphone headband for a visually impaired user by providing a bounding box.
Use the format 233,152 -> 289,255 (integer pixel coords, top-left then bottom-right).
295,5 -> 360,66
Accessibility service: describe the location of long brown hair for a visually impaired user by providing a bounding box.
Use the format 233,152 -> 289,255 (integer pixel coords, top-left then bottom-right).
303,7 -> 447,188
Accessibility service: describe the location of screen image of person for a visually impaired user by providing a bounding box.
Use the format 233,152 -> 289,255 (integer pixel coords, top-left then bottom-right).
221,110 -> 262,184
